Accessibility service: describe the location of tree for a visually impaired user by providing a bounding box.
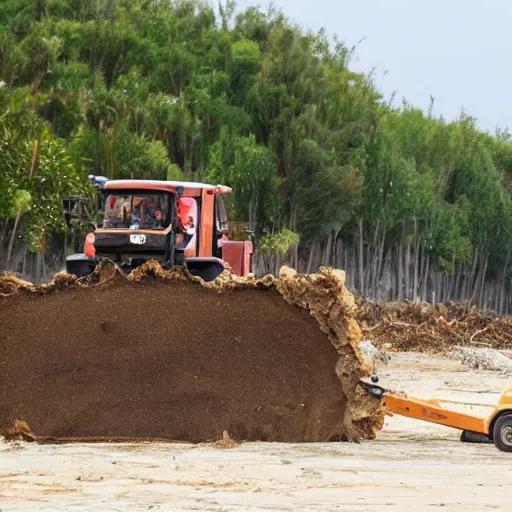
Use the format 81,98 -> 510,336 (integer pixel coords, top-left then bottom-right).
2,0 -> 512,312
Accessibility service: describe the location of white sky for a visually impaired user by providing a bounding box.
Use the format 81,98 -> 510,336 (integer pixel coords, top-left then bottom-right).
235,0 -> 512,133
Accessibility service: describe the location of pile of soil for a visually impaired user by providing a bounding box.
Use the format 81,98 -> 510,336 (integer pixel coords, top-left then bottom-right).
0,262 -> 383,443
357,297 -> 512,352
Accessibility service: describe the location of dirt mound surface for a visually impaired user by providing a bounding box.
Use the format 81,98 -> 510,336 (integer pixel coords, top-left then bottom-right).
0,261 -> 383,443
357,298 -> 512,352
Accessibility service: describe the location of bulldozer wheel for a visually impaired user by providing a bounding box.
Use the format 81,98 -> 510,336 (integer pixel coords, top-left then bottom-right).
492,413 -> 512,452
65,254 -> 95,278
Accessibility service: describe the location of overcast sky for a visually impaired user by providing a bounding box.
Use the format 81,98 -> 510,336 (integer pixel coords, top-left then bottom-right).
235,0 -> 512,133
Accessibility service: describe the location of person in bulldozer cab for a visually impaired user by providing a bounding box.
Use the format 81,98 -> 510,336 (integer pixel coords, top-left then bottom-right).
176,196 -> 196,247
130,197 -> 142,229
130,197 -> 159,229
104,195 -> 126,228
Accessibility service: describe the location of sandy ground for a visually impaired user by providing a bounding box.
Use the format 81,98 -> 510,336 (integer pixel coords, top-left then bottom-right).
1,352 -> 512,512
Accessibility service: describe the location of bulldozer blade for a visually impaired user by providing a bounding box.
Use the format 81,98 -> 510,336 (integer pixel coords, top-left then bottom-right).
0,261 -> 385,444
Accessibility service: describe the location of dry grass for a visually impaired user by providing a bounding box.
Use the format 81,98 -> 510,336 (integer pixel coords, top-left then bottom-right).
3,420 -> 37,442
215,431 -> 240,449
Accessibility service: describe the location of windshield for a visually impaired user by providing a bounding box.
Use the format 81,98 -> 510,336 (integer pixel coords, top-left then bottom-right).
102,192 -> 171,230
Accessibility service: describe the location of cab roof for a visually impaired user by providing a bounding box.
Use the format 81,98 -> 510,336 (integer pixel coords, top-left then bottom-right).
104,180 -> 231,195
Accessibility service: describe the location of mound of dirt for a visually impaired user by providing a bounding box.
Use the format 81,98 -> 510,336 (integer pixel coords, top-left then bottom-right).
0,261 -> 383,443
357,297 -> 512,352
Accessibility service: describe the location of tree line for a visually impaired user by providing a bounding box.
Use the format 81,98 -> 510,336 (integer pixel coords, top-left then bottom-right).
1,0 -> 512,312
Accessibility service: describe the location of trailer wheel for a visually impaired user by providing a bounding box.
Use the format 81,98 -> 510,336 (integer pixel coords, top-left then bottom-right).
460,430 -> 492,444
492,413 -> 512,452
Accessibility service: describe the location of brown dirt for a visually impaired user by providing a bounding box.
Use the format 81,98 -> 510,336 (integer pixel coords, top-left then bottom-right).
356,297 -> 512,352
0,261 -> 383,443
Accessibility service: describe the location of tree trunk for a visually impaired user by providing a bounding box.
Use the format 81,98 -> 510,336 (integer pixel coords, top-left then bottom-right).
5,211 -> 22,270
397,243 -> 403,300
454,265 -> 462,302
466,248 -> 479,301
22,246 -> 27,275
405,240 -> 411,300
358,220 -> 364,295
365,239 -> 372,296
499,253 -> 510,315
421,253 -> 430,301
368,221 -> 379,297
306,243 -> 316,274
471,252 -> 486,304
344,243 -> 350,287
413,217 -> 419,301
292,207 -> 298,270
323,233 -> 332,267
477,253 -> 489,306
274,253 -> 281,276
332,228 -> 341,268
376,226 -> 387,295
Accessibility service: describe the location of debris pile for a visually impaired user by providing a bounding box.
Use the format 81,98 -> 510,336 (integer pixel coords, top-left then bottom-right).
0,262 -> 384,444
356,298 -> 512,352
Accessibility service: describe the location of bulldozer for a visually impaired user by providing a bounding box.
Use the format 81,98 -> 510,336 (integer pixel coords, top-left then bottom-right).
63,175 -> 253,282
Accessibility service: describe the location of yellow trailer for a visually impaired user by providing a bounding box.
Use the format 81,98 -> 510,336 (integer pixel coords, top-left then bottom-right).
359,378 -> 512,452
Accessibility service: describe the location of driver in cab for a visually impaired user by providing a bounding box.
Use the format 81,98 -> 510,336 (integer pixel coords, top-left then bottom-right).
130,197 -> 157,229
